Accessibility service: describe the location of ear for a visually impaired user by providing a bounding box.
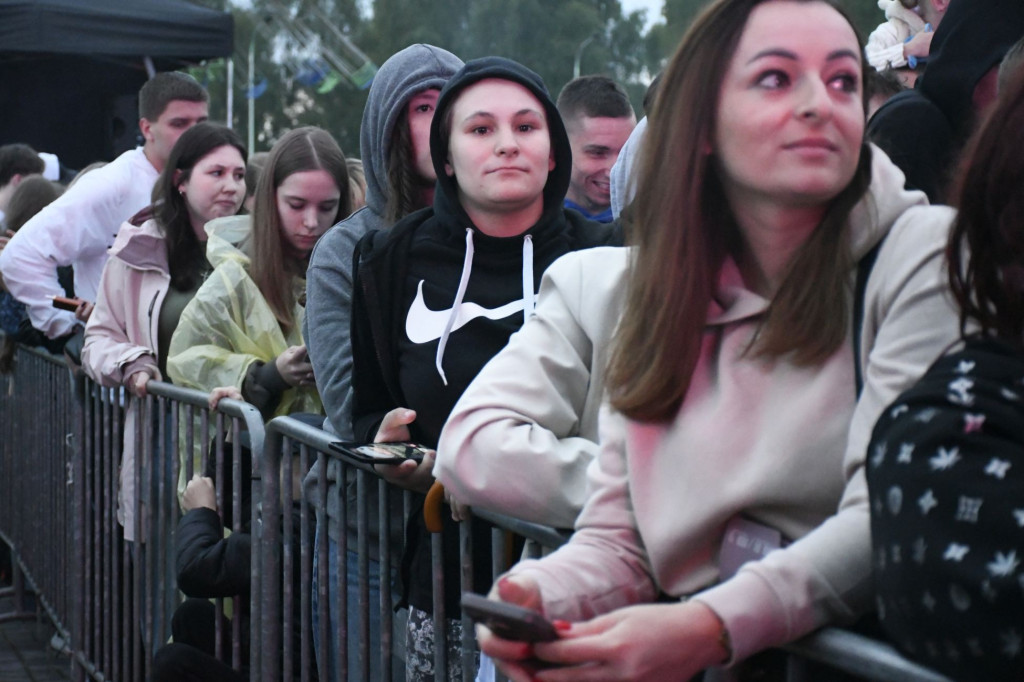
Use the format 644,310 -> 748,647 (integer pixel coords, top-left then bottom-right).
139,118 -> 153,143
445,160 -> 454,177
173,169 -> 186,193
548,150 -> 555,172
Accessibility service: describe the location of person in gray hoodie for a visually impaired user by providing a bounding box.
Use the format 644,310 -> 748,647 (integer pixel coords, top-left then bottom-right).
303,43 -> 463,681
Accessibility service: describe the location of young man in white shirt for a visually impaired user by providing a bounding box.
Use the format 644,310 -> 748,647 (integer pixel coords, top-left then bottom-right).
0,72 -> 208,342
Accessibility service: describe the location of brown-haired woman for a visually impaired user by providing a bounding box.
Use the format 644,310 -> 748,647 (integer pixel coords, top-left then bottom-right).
167,126 -> 350,421
81,122 -> 247,542
478,0 -> 963,679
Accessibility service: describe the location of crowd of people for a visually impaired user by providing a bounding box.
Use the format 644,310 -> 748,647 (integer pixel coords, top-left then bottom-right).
2,0 -> 1023,679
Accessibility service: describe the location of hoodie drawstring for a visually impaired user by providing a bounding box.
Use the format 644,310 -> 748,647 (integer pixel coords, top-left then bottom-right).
522,235 -> 535,319
434,229 -> 537,385
436,228 -> 475,385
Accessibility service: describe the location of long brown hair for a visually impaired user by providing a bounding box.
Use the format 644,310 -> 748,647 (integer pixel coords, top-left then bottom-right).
249,127 -> 350,330
948,66 -> 1024,345
383,107 -> 432,222
607,0 -> 872,422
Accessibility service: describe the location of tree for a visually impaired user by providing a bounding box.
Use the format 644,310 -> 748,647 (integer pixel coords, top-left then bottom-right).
189,0 -> 655,148
649,0 -> 887,75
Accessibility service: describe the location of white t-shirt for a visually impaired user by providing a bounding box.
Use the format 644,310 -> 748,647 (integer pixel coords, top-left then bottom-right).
0,147 -> 158,338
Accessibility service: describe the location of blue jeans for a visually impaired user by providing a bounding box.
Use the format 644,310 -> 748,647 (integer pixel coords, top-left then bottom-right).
312,528 -> 404,681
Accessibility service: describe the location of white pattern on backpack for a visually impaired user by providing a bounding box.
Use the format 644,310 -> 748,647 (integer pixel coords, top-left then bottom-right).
987,550 -> 1020,577
919,489 -> 938,515
985,458 -> 1012,479
897,442 -> 915,463
1000,630 -> 1022,658
930,446 -> 961,471
944,543 -> 970,561
955,496 -> 983,523
948,377 -> 976,406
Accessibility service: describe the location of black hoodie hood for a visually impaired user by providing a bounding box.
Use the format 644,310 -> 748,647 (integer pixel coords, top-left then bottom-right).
427,56 -> 572,233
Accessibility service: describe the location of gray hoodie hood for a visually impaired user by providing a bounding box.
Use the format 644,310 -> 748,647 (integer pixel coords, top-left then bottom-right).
359,44 -> 464,217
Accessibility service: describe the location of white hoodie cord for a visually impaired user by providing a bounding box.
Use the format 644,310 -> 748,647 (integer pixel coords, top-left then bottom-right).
522,235 -> 535,319
436,228 -> 475,385
434,230 -> 536,385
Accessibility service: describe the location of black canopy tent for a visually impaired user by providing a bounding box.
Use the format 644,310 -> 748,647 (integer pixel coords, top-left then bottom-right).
0,0 -> 233,169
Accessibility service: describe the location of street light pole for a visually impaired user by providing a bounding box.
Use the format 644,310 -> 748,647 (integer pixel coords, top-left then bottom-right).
573,32 -> 599,79
248,30 -> 256,153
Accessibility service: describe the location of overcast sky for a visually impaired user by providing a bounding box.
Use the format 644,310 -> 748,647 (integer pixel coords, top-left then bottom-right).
621,0 -> 665,30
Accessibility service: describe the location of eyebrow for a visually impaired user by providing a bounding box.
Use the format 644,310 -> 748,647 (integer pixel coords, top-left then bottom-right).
462,108 -> 545,123
168,116 -> 207,125
747,48 -> 860,64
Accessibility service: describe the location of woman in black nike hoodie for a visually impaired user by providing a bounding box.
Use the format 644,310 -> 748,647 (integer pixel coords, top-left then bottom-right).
349,57 -> 621,680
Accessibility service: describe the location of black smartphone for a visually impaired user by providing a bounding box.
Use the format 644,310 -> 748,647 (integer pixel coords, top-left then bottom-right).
328,441 -> 430,465
461,592 -> 558,643
49,295 -> 84,312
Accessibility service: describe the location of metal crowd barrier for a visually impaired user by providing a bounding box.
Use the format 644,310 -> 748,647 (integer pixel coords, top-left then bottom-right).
255,414 -> 414,682
255,416 -> 950,682
74,371 -> 263,682
1,348 -> 953,682
0,347 -> 76,662
0,346 -> 263,681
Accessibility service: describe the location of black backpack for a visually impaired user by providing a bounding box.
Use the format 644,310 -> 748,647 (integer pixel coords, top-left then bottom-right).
866,335 -> 1024,681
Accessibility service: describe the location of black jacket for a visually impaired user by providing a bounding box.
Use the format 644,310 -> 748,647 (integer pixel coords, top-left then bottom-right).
176,507 -> 251,599
868,0 -> 1024,202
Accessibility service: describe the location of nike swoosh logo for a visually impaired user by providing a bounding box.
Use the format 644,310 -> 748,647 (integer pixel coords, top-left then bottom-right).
405,280 -> 524,344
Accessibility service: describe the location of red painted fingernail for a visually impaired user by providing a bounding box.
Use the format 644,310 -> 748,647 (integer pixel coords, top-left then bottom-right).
553,619 -> 571,632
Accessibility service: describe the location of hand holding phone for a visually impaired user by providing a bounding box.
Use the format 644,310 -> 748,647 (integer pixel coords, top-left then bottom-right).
49,295 -> 84,312
461,592 -> 558,643
276,344 -> 313,386
329,441 -> 431,466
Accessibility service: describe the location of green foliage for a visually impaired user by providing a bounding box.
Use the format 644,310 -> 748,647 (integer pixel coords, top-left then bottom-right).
188,0 -> 888,150
189,0 -> 658,151
651,0 -> 885,72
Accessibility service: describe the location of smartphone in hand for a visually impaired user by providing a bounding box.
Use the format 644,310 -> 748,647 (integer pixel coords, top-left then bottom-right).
329,441 -> 431,466
461,592 -> 558,643
49,295 -> 84,312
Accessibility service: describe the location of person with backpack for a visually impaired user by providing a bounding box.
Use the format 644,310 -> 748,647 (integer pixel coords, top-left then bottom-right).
867,63 -> 1024,682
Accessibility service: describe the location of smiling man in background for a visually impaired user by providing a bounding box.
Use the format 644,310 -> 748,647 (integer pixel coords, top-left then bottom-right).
557,75 -> 636,223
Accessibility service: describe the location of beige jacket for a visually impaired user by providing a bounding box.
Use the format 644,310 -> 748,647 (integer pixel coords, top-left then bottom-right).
504,150 -> 963,662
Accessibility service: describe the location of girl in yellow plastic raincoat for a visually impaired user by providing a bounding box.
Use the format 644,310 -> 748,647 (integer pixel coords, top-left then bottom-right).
168,127 -> 350,414
167,127 -> 351,494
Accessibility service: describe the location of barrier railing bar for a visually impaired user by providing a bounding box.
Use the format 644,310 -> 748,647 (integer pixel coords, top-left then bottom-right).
782,628 -> 953,682
470,508 -> 571,552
